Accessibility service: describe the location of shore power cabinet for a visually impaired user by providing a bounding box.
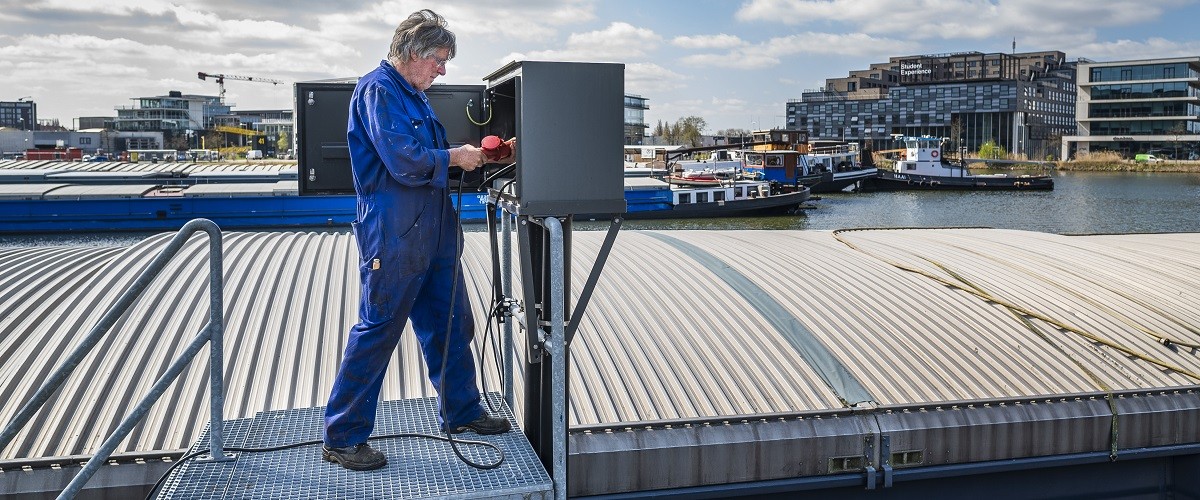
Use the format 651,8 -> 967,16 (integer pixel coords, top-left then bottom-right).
483,61 -> 626,216
296,79 -> 486,195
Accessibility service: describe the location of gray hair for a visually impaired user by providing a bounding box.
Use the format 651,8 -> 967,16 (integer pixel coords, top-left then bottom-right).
387,9 -> 456,67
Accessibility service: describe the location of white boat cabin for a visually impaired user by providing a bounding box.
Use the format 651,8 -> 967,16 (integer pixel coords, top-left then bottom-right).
805,143 -> 860,173
893,137 -> 968,177
673,181 -> 770,205
674,149 -> 743,176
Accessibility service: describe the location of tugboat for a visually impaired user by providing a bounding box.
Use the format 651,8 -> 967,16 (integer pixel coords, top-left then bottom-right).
863,136 -> 1053,191
802,142 -> 878,193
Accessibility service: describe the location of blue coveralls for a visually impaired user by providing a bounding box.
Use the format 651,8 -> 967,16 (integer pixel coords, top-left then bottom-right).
324,60 -> 483,448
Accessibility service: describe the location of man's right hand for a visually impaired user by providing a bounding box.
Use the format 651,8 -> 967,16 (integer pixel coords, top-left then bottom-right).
450,145 -> 486,171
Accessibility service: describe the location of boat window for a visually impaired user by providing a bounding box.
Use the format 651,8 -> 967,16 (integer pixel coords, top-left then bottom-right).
678,193 -> 691,204
746,153 -> 762,164
767,155 -> 782,166
697,192 -> 709,203
736,187 -> 744,197
906,162 -> 916,171
714,191 -> 725,202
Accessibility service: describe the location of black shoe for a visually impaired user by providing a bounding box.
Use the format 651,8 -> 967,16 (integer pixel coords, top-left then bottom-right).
448,413 -> 511,435
323,443 -> 387,471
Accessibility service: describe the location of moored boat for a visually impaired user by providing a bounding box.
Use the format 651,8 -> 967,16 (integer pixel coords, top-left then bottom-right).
862,136 -> 1054,191
803,143 -> 878,193
616,176 -> 809,220
665,150 -> 740,186
740,143 -> 877,194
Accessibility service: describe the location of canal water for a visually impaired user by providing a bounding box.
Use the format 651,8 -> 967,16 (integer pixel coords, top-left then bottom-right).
2,171 -> 1198,248
577,170 -> 1200,235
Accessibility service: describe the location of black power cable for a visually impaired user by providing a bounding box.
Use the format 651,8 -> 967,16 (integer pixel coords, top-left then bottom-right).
434,168 -> 507,470
145,431 -> 501,499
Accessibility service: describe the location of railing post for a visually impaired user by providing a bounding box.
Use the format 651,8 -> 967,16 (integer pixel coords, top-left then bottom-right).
0,218 -> 232,498
1,220 -> 213,453
202,223 -> 232,463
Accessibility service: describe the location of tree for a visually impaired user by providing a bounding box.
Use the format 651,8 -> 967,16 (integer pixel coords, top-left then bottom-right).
277,131 -> 290,156
949,115 -> 964,159
1169,122 -> 1187,163
652,116 -> 708,146
678,115 -> 707,147
203,131 -> 222,157
166,132 -> 188,151
978,139 -> 1006,159
1045,130 -> 1064,161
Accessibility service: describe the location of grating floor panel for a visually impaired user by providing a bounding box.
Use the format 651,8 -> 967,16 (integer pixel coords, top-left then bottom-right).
157,393 -> 551,499
156,417 -> 255,498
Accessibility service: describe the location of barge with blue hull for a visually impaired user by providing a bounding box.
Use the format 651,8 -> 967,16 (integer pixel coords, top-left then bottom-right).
0,160 -> 807,232
618,176 -> 809,220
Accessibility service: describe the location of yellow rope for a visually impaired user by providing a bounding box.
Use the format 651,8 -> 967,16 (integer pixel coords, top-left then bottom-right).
938,260 -> 1121,459
941,241 -> 1200,349
832,228 -> 1200,382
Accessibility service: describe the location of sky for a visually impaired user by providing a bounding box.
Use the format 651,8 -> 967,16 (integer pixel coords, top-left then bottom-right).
3,0 -> 1200,133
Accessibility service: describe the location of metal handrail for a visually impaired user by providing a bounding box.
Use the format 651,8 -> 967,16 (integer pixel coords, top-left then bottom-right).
0,218 -> 231,499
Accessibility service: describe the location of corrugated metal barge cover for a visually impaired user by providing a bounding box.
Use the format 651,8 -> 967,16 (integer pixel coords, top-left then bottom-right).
1,228 -> 1199,495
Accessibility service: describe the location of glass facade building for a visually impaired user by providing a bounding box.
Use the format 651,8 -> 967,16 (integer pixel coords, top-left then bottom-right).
624,94 -> 648,145
787,51 -> 1078,159
1065,57 -> 1200,159
114,91 -> 229,133
0,100 -> 37,131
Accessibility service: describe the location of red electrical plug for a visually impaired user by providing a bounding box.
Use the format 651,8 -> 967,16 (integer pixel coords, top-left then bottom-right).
481,135 -> 512,161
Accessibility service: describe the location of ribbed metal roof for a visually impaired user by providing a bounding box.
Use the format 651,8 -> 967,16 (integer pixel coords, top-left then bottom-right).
182,183 -> 279,197
2,228 -> 1199,463
0,169 -> 56,181
0,183 -> 68,200
0,160 -> 295,175
42,184 -> 159,199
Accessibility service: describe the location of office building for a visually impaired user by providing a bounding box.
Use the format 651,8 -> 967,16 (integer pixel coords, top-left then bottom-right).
625,94 -> 649,145
114,91 -> 230,148
787,51 -> 1078,159
0,99 -> 37,131
1062,57 -> 1200,159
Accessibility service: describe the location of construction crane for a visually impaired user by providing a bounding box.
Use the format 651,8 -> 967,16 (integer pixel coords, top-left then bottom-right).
196,72 -> 284,102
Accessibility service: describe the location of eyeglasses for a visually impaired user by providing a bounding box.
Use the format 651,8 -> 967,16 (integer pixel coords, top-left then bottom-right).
429,55 -> 449,68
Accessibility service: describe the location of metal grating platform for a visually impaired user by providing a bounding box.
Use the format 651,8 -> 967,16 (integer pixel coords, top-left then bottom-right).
156,394 -> 551,499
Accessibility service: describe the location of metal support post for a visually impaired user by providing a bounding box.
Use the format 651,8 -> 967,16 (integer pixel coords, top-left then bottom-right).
544,216 -> 568,500
501,212 -> 515,408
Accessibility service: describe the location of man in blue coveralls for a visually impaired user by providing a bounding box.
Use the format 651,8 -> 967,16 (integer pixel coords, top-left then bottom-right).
322,9 -> 512,471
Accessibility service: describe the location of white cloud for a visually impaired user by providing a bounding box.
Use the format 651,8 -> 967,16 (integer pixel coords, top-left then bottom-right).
681,52 -> 779,69
28,0 -> 176,16
680,31 -> 915,69
517,22 -> 662,62
626,62 -> 687,93
672,34 -> 745,50
1072,37 -> 1200,61
709,96 -> 749,113
734,0 -> 1186,41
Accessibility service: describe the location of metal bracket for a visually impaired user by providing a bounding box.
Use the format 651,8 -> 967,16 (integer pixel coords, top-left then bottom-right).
564,216 -> 622,344
864,434 -> 877,490
194,451 -> 238,463
880,434 -> 894,488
